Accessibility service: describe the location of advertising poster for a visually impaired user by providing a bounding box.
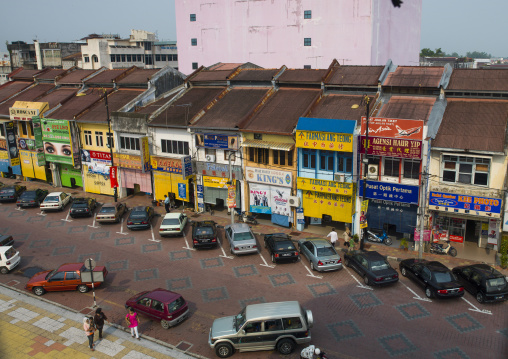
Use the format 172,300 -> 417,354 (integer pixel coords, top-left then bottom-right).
250,183 -> 271,214
488,219 -> 499,245
414,229 -> 432,242
81,150 -> 111,175
195,133 -> 239,150
41,119 -> 74,165
178,183 -> 187,199
140,136 -> 151,173
5,121 -> 20,167
503,194 -> 508,232
109,166 -> 118,188
271,186 -> 290,216
360,117 -> 424,140
360,200 -> 369,228
32,117 -> 46,166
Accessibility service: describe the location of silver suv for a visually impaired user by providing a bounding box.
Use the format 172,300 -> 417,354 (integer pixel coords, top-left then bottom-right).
209,301 -> 313,358
224,223 -> 258,255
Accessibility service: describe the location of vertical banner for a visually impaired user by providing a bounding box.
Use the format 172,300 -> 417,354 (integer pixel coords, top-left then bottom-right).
488,219 -> 499,245
5,122 -> 20,167
360,200 -> 369,228
110,166 -> 119,188
140,136 -> 151,173
32,117 -> 46,166
227,185 -> 236,208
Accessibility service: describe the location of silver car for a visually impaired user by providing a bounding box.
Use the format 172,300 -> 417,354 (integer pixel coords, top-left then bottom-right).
224,223 -> 258,255
297,238 -> 342,272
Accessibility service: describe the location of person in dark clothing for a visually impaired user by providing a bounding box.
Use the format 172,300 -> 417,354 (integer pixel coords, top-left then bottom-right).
94,308 -> 108,339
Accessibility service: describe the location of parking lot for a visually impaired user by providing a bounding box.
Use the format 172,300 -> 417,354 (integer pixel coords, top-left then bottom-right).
0,196 -> 507,359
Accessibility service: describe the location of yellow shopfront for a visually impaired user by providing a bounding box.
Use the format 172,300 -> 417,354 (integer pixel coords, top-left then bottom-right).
81,150 -> 115,195
19,150 -> 48,181
151,156 -> 194,206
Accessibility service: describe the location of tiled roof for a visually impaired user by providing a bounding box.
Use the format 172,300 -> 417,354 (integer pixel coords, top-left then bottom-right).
277,69 -> 327,83
191,87 -> 271,129
190,70 -> 233,82
378,96 -> 435,122
149,87 -> 225,127
325,66 -> 384,86
0,81 -> 33,103
384,66 -> 444,88
36,69 -> 67,81
306,94 -> 374,124
433,99 -> 508,152
56,69 -> 97,85
0,84 -> 54,116
229,68 -> 279,82
78,89 -> 144,123
116,69 -> 160,84
36,88 -> 78,109
46,88 -> 104,120
85,69 -> 129,84
241,88 -> 321,134
208,63 -> 243,71
9,69 -> 45,81
447,69 -> 508,91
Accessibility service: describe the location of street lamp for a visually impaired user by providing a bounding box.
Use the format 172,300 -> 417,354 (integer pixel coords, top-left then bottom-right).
352,94 -> 371,251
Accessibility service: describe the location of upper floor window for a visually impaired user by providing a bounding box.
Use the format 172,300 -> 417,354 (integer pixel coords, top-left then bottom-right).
192,62 -> 198,70
304,65 -> 311,69
84,130 -> 92,146
403,159 -> 420,179
320,150 -> 334,171
190,14 -> 196,21
191,38 -> 197,46
161,139 -> 189,155
84,56 -> 90,63
304,38 -> 311,46
92,55 -> 98,63
384,157 -> 400,177
107,132 -> 114,148
110,55 -> 116,63
144,42 -> 152,51
302,149 -> 316,169
442,155 -> 490,186
20,122 -> 28,136
95,131 -> 104,147
304,10 -> 312,19
337,154 -> 353,173
273,150 -> 293,167
120,136 -> 140,151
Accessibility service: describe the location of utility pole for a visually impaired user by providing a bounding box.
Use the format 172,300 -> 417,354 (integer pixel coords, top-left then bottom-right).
418,171 -> 426,259
360,95 -> 370,251
228,151 -> 235,226
104,90 -> 118,202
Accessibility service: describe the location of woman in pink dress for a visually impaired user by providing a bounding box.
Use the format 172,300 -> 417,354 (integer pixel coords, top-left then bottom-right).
125,307 -> 141,340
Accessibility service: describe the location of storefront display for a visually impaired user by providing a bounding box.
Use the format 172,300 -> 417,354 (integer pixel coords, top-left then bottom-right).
367,199 -> 417,234
114,153 -> 151,195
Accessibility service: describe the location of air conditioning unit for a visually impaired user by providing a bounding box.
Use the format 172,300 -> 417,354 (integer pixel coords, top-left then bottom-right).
205,155 -> 215,162
288,196 -> 300,207
367,164 -> 379,179
334,173 -> 345,182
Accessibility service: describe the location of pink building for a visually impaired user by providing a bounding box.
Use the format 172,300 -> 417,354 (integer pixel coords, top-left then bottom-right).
175,0 -> 422,75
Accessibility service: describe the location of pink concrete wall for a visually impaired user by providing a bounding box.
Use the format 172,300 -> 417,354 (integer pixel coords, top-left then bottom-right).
176,0 -> 421,75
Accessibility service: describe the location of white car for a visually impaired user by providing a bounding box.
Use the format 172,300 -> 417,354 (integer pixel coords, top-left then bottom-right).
40,192 -> 72,211
0,246 -> 21,274
159,212 -> 188,237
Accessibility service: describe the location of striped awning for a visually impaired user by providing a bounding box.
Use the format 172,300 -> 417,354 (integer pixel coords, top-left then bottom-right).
242,139 -> 294,151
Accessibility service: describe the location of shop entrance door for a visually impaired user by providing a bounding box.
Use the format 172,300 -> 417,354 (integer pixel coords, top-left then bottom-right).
465,220 -> 478,243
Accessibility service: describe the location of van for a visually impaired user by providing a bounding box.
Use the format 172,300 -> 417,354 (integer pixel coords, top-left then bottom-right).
208,301 -> 313,358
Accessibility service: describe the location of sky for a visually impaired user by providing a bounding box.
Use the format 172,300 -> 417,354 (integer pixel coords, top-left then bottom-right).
1,0 -> 507,58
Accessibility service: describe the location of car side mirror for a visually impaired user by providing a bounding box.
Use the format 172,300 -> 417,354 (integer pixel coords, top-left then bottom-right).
241,330 -> 246,335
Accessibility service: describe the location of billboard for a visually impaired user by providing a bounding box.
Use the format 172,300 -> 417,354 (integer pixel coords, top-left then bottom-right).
5,122 -> 20,167
429,192 -> 502,215
195,133 -> 239,150
360,136 -> 422,159
295,130 -> 353,152
9,101 -> 49,121
361,117 -> 424,140
81,150 -> 111,175
41,119 -> 74,165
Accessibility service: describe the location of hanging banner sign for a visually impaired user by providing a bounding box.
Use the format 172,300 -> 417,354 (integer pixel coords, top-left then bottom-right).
182,155 -> 193,179
32,117 -> 46,166
297,177 -> 353,196
361,117 -> 424,140
5,121 -> 20,167
296,130 -> 353,152
110,166 -> 119,188
360,200 -> 369,228
360,136 -> 422,159
140,136 -> 151,173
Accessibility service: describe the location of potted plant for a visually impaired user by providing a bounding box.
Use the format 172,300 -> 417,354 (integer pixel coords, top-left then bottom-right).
400,238 -> 409,251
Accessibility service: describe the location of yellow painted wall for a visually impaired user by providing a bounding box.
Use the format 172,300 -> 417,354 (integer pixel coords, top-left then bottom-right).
83,166 -> 115,195
78,123 -> 113,152
153,171 -> 191,201
19,150 -> 47,180
302,191 -> 354,223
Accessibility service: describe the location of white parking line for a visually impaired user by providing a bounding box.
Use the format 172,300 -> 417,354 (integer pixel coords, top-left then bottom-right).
88,213 -> 100,229
343,266 -> 373,290
15,207 -> 24,211
148,224 -> 160,242
182,236 -> 196,251
116,218 -> 127,235
461,297 -> 492,315
218,238 -> 234,260
399,279 -> 432,302
299,260 -> 323,279
61,209 -> 73,222
259,253 -> 275,269
37,211 -> 46,216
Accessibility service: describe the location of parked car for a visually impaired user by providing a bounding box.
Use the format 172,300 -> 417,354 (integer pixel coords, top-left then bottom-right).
297,238 -> 342,272
264,233 -> 299,263
96,202 -> 127,223
209,301 -> 313,358
344,250 -> 399,286
25,262 -> 108,296
191,220 -> 219,248
16,189 -> 49,208
127,206 -> 155,230
0,235 -> 14,247
0,185 -> 26,202
0,246 -> 21,274
159,212 -> 188,237
399,259 -> 464,299
70,197 -> 97,218
452,264 -> 508,303
40,192 -> 72,211
125,288 -> 189,329
224,223 -> 258,255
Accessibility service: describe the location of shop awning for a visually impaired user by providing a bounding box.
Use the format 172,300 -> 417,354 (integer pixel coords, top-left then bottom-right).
242,139 -> 294,151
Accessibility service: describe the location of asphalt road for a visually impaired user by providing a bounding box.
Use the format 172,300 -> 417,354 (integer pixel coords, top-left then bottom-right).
0,200 -> 507,359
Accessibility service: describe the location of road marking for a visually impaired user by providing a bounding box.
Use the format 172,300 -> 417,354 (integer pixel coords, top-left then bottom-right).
300,259 -> 323,279
88,213 -> 100,229
148,224 -> 160,242
218,237 -> 233,260
461,297 -> 492,315
182,235 -> 196,251
343,266 -> 373,290
61,209 -> 73,222
259,252 -> 275,268
15,207 -> 24,211
399,279 -> 432,302
116,217 -> 127,235
37,211 -> 46,216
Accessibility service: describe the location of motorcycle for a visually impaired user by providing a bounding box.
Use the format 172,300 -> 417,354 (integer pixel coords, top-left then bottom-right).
430,240 -> 457,257
366,230 -> 393,246
238,211 -> 258,225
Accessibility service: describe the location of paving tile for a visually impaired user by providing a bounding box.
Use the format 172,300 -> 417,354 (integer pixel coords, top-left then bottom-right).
268,273 -> 295,287
327,319 -> 364,342
307,282 -> 337,297
115,236 -> 136,246
45,220 -> 64,228
166,277 -> 193,291
199,257 -> 224,269
52,246 -> 76,256
77,252 -> 102,263
141,242 -> 162,253
106,260 -> 129,271
201,286 -> 229,303
239,297 -> 266,308
169,249 -> 192,261
377,333 -> 418,356
90,231 -> 110,240
395,302 -> 431,321
29,239 -> 52,249
433,347 -> 471,359
445,313 -> 484,333
7,307 -> 39,322
232,264 -> 258,278
349,292 -> 383,309
32,317 -> 65,333
134,268 -> 159,282
67,225 -> 88,234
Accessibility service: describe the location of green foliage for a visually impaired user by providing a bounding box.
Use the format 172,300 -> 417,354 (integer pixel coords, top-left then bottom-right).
500,236 -> 508,268
466,51 -> 491,59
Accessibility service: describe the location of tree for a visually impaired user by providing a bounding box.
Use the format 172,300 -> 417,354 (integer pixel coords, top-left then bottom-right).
466,51 -> 491,59
420,48 -> 435,57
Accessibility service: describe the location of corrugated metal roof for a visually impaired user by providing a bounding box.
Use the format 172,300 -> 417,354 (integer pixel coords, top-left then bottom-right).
190,70 -> 233,82
116,69 -> 159,84
0,81 -> 33,103
242,139 -> 294,151
277,69 -> 327,83
229,69 -> 279,82
10,69 -> 45,80
241,88 -> 321,135
36,88 -> 78,110
47,88 -> 104,120
306,94 -> 374,125
447,69 -> 508,91
56,69 -> 97,84
208,63 -> 243,71
149,87 -> 225,127
36,69 -> 67,81
0,84 -> 54,116
325,66 -> 384,86
85,69 -> 129,84
296,117 -> 356,134
384,66 -> 444,88
77,89 -> 144,123
432,99 -> 508,153
378,96 -> 436,122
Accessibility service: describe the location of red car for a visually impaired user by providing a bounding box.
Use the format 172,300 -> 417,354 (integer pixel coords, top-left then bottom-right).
125,288 -> 189,329
25,263 -> 108,296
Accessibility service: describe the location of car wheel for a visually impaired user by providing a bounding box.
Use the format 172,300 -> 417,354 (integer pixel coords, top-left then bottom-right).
271,254 -> 276,263
160,319 -> 170,329
344,258 -> 350,267
425,287 -> 434,299
401,267 -> 407,277
277,338 -> 295,355
78,284 -> 89,293
364,275 -> 371,286
33,287 -> 45,296
0,267 -> 8,275
215,343 -> 234,358
476,292 -> 485,304
310,262 -> 315,271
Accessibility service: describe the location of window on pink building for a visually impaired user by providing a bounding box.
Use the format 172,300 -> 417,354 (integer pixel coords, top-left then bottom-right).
304,38 -> 311,46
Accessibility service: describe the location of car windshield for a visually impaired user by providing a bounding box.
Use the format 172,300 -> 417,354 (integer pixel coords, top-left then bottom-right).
45,269 -> 58,280
100,207 -> 116,213
168,297 -> 185,313
233,231 -> 254,241
196,227 -> 214,236
234,308 -> 247,331
162,218 -> 180,225
486,277 -> 507,292
44,196 -> 59,202
433,271 -> 454,283
130,211 -> 147,219
370,260 -> 390,271
276,243 -> 296,251
20,192 -> 36,199
73,202 -> 88,208
317,246 -> 336,256
0,189 -> 14,194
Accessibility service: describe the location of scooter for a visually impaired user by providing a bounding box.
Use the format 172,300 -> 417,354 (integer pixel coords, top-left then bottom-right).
238,211 -> 258,225
430,240 -> 457,257
366,230 -> 393,246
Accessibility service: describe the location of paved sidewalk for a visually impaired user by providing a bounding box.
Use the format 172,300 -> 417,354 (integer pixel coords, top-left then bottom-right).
0,285 -> 203,359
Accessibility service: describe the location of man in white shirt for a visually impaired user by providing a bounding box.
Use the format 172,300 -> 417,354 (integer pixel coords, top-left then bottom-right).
327,228 -> 338,247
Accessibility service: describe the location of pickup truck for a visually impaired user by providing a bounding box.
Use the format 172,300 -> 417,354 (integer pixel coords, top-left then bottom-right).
25,262 -> 108,296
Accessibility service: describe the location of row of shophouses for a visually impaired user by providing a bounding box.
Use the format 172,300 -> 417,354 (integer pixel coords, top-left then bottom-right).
1,60 -> 508,251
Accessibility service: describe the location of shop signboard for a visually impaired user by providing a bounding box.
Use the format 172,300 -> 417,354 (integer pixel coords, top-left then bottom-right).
203,176 -> 231,188
196,161 -> 243,179
197,184 -> 204,210
296,130 -> 353,152
360,136 -> 422,159
361,117 -> 424,141
114,153 -> 142,170
140,136 -> 151,173
32,117 -> 45,166
41,119 -> 74,165
302,190 -> 354,223
429,192 -> 502,216
359,180 -> 419,205
182,155 -> 193,179
81,150 -> 111,175
296,208 -> 305,224
297,177 -> 354,196
151,156 -> 182,173
245,166 -> 292,187
249,183 -> 271,214
503,194 -> 508,232
195,133 -> 239,150
9,101 -> 49,121
5,121 -> 20,167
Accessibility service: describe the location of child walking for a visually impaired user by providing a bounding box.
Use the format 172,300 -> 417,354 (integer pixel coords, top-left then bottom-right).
125,307 -> 141,340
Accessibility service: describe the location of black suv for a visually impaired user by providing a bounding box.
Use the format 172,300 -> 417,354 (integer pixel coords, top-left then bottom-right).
264,233 -> 299,263
191,221 -> 218,248
0,185 -> 26,202
16,189 -> 48,208
70,197 -> 97,218
452,264 -> 508,303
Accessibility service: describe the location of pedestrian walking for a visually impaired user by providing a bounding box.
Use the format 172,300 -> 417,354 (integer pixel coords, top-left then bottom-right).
125,307 -> 141,340
343,227 -> 351,246
83,317 -> 95,351
94,308 -> 108,339
164,195 -> 170,213
327,227 -> 338,247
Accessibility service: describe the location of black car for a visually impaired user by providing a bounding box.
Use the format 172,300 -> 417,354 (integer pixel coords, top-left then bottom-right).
127,206 -> 155,230
452,264 -> 508,303
400,259 -> 464,299
264,233 -> 299,263
70,197 -> 97,218
191,221 -> 218,248
16,189 -> 48,208
0,185 -> 26,202
344,250 -> 399,286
